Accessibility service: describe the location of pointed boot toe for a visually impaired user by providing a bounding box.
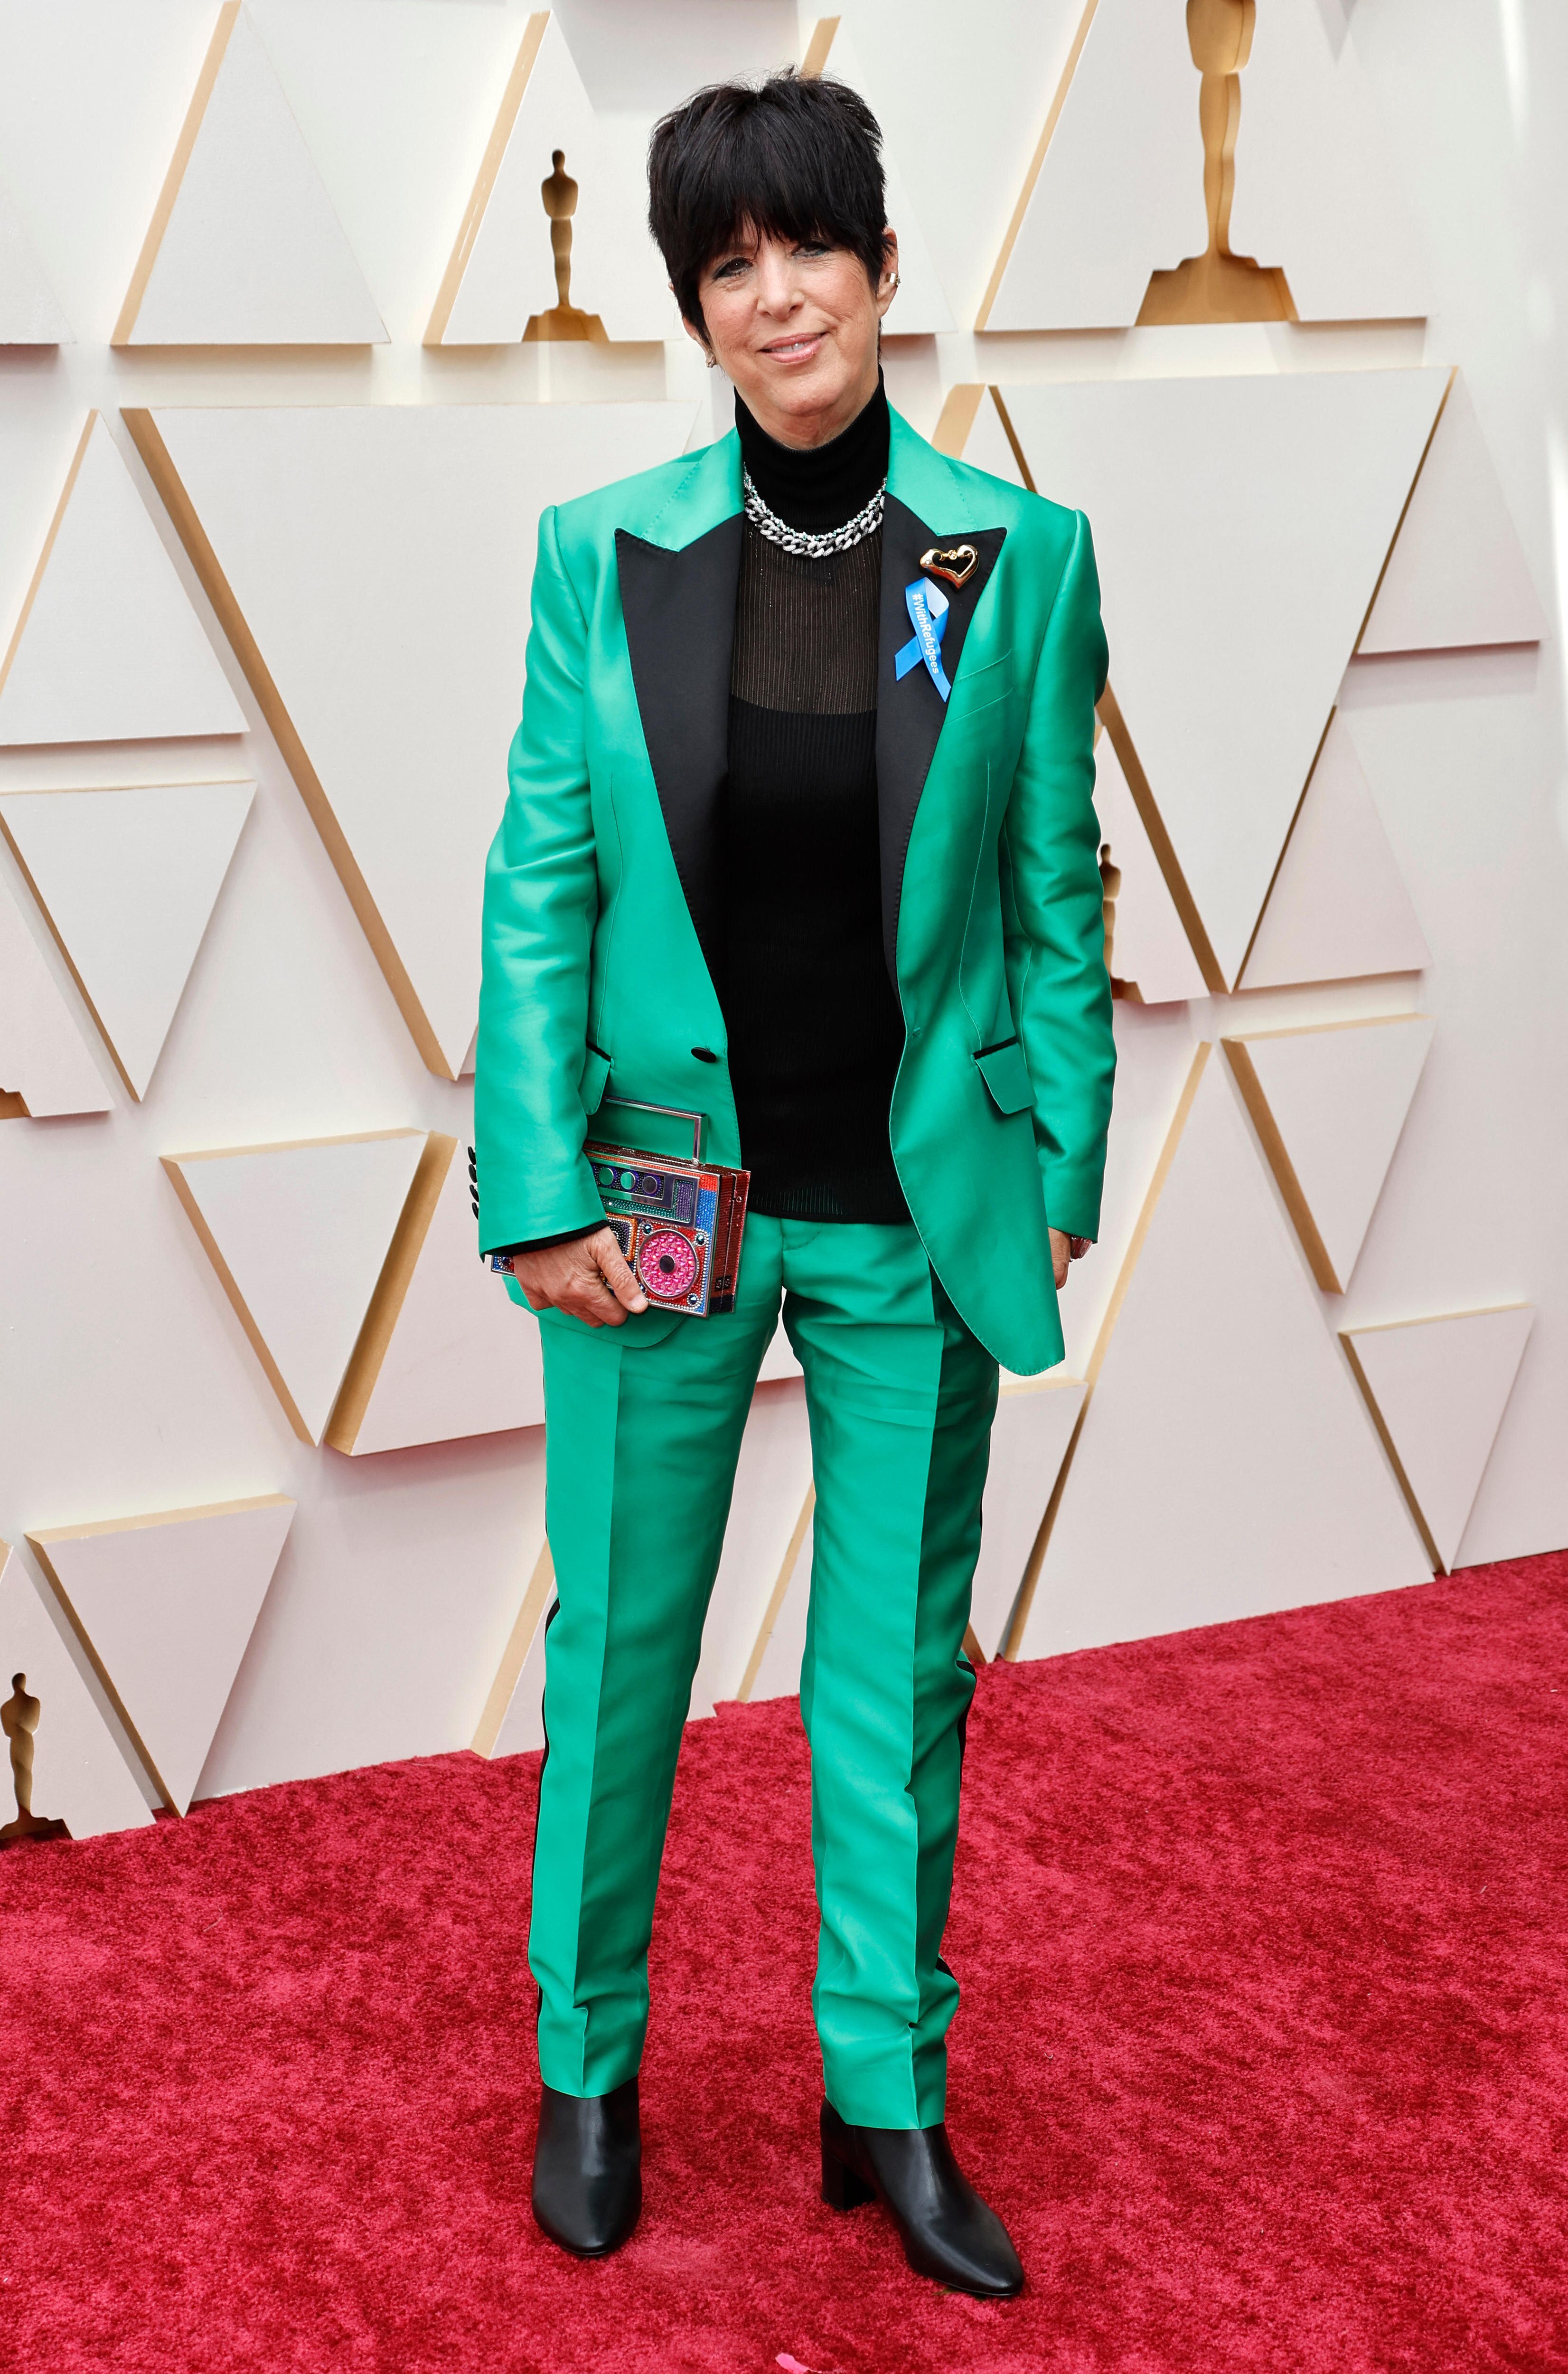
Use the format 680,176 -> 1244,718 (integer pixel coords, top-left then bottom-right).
820,2099 -> 1023,2299
532,2077 -> 642,2257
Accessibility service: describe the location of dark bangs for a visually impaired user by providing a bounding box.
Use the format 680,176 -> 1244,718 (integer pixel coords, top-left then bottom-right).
648,71 -> 889,336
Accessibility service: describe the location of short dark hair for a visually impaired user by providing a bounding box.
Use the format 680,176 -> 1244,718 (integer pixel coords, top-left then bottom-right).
648,71 -> 889,339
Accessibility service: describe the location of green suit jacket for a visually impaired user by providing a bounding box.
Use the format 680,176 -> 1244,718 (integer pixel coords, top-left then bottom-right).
475,405 -> 1113,1375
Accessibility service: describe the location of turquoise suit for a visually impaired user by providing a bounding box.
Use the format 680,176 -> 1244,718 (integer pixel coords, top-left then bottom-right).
476,406 -> 1112,2125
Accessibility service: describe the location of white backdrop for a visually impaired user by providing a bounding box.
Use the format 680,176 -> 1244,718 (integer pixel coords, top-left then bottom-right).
1,0 -> 1564,1833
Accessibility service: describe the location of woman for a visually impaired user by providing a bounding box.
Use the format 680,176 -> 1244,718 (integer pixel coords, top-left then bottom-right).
474,70 -> 1112,2298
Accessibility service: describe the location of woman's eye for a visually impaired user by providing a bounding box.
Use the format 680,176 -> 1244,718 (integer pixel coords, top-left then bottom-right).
712,257 -> 749,281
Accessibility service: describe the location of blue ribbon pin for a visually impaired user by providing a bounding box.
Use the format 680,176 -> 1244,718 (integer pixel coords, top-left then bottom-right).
895,577 -> 951,702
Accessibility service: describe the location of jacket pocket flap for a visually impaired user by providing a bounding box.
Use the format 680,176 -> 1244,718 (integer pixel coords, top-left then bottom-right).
580,1044 -> 610,1116
975,1037 -> 1033,1115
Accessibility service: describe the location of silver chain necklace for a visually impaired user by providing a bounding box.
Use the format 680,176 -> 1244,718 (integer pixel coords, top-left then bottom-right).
742,468 -> 886,557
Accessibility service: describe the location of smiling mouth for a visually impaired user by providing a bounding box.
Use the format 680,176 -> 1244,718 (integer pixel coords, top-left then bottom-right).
761,332 -> 825,360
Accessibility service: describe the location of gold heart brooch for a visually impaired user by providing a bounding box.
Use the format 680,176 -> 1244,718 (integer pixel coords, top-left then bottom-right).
920,543 -> 978,588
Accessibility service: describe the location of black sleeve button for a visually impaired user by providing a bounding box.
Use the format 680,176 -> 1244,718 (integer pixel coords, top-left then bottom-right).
691,1047 -> 720,1063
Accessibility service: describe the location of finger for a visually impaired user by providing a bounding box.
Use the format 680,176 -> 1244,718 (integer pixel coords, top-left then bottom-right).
592,1229 -> 648,1313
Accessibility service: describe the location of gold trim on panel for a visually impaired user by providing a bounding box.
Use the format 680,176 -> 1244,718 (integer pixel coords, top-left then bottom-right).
1221,1015 -> 1429,1295
1221,1034 -> 1338,1289
1002,1041 -> 1211,1659
975,0 -> 1100,331
735,1481 -> 816,1704
27,1494 -> 294,1813
1097,683 -> 1225,993
1352,365 -> 1456,655
1337,1334 -> 1444,1573
930,384 -> 985,459
987,389 -> 1037,491
123,408 -> 452,1079
472,1535 -> 555,1757
1231,703 -> 1337,990
161,1129 -> 426,1444
28,1493 -> 292,1548
799,18 -> 841,77
0,415 -> 94,708
424,13 -> 551,347
113,2 -> 242,347
325,1132 -> 455,1452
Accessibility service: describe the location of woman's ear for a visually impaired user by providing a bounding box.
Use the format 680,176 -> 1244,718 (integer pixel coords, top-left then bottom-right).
677,299 -> 713,358
877,229 -> 901,318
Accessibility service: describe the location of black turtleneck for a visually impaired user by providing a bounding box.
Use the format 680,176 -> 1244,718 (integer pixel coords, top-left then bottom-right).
733,376 -> 891,531
723,377 -> 909,1225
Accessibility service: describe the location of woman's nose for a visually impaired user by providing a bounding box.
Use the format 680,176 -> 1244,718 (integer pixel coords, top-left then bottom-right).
753,251 -> 802,314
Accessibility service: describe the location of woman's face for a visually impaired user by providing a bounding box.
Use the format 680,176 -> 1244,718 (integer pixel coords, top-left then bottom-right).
689,225 -> 898,449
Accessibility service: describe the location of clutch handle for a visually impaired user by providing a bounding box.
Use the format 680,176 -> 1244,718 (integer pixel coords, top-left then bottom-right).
595,1097 -> 704,1163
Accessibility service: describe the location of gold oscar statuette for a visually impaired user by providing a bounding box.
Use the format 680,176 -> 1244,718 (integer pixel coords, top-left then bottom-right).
1138,0 -> 1296,326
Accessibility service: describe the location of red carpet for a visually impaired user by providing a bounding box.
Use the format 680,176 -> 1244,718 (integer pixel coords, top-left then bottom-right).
4,1553 -> 1565,2373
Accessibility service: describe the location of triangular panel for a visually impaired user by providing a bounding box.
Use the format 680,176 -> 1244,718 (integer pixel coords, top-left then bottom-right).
970,1378 -> 1086,1659
126,401 -> 697,1077
1239,714 -> 1429,989
1361,376 -> 1547,654
328,1134 -> 546,1455
803,21 -> 955,335
162,1130 -> 426,1443
427,12 -> 672,346
1223,1014 -> 1434,1293
0,871 -> 111,1119
1018,1052 -> 1428,1658
1342,1307 -> 1534,1574
0,782 -> 253,1099
28,1497 -> 295,1814
114,3 -> 386,347
1093,725 -> 1207,1005
0,415 -> 246,747
997,370 -> 1447,985
0,1542 -> 153,1842
0,178 -> 73,344
978,0 -> 1203,330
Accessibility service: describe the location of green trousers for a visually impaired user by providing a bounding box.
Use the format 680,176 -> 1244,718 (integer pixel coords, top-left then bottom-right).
530,1215 -> 999,2129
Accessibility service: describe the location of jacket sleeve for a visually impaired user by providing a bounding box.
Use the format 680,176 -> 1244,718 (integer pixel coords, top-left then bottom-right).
999,508 -> 1115,1242
473,505 -> 609,1254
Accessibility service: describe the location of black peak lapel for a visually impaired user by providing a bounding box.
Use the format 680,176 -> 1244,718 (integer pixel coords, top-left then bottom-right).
617,516 -> 743,980
875,497 -> 1006,983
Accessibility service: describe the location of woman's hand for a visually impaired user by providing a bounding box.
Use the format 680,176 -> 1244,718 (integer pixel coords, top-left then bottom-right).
1050,1227 -> 1093,1291
511,1226 -> 648,1327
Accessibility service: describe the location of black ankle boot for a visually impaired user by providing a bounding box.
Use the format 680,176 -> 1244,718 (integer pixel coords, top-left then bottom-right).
819,2099 -> 1024,2298
531,2077 -> 642,2256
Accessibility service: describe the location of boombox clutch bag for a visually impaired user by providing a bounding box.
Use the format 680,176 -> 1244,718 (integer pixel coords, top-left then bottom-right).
488,1102 -> 750,1318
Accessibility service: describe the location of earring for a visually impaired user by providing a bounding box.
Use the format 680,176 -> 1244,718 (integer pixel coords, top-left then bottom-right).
705,352 -> 717,369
